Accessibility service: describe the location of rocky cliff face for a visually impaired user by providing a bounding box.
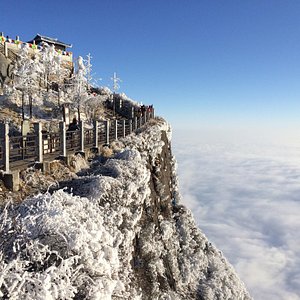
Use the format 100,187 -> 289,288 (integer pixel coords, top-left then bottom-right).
0,52 -> 13,89
0,118 -> 251,299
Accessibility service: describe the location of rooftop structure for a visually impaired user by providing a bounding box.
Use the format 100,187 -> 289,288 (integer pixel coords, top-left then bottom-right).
0,32 -> 73,63
27,34 -> 72,52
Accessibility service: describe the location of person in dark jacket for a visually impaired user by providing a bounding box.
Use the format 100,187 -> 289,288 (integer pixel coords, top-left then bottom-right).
68,117 -> 79,131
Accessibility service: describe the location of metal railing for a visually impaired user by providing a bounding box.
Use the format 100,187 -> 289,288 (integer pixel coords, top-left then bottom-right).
0,108 -> 155,172
9,134 -> 36,162
84,129 -> 94,148
98,123 -> 106,145
109,121 -> 116,142
66,130 -> 80,153
43,132 -> 61,155
125,120 -> 131,136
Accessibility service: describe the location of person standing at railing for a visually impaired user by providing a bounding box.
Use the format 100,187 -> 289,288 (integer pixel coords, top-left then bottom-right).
67,118 -> 79,149
141,105 -> 146,116
68,117 -> 79,131
134,107 -> 141,118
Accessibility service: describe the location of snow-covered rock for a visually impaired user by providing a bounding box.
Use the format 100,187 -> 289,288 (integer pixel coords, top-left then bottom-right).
0,118 -> 251,299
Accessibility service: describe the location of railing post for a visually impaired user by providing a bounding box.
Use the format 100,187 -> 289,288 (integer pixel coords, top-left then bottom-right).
114,120 -> 118,140
131,107 -> 135,119
105,120 -> 110,144
144,112 -> 147,124
116,98 -> 120,113
122,119 -> 126,138
34,122 -> 43,163
93,120 -> 99,149
79,120 -> 84,153
139,116 -> 142,128
62,103 -> 70,125
59,122 -> 66,157
0,123 -> 10,172
134,117 -> 137,130
129,119 -> 133,134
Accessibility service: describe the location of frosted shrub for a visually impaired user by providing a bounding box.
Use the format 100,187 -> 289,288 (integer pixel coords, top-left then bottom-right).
0,190 -> 121,299
100,145 -> 114,158
69,154 -> 89,172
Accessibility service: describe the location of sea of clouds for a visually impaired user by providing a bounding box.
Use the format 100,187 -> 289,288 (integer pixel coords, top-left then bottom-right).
172,128 -> 300,300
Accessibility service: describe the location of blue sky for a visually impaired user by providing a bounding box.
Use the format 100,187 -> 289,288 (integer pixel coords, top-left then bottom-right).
2,0 -> 300,131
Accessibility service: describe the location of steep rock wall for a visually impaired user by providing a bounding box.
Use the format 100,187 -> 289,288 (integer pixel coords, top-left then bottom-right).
0,53 -> 13,88
0,118 -> 251,299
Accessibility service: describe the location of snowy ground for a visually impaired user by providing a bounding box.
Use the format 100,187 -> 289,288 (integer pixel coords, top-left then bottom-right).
173,129 -> 300,300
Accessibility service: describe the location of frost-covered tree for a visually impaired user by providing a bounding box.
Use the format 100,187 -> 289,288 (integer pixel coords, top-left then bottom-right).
40,44 -> 59,91
70,56 -> 88,122
85,53 -> 101,90
86,53 -> 92,91
111,72 -> 121,93
12,43 -> 43,119
40,43 -> 70,106
65,53 -> 105,121
84,94 -> 107,123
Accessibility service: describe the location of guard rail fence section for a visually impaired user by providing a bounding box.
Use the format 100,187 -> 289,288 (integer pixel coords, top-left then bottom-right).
0,110 -> 155,174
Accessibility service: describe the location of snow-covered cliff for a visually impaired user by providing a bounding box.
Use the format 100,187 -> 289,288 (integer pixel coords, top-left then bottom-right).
0,118 -> 251,299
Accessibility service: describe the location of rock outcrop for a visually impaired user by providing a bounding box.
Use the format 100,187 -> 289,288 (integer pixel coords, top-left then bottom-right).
0,118 -> 251,299
0,52 -> 13,89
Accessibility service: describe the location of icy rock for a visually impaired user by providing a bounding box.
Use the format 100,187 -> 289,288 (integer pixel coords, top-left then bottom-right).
0,118 -> 251,300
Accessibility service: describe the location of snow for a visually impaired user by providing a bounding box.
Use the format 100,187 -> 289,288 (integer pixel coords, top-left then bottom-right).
0,118 -> 251,299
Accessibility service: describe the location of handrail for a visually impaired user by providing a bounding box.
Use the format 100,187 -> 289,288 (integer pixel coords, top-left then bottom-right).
0,106 -> 155,172
9,134 -> 36,162
43,132 -> 60,155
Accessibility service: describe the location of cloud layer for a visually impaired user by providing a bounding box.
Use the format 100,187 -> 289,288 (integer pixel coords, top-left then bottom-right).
173,130 -> 300,300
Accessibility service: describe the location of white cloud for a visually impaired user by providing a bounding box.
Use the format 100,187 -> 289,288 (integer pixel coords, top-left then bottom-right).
172,129 -> 300,300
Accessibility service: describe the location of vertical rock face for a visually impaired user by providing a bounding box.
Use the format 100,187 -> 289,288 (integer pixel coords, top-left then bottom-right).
0,118 -> 251,299
124,118 -> 252,299
0,53 -> 12,88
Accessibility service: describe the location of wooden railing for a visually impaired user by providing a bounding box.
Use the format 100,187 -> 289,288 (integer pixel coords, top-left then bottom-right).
0,109 -> 154,172
9,134 -> 36,162
42,132 -> 61,156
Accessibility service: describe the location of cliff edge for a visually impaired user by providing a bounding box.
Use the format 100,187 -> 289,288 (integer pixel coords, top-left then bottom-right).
0,118 -> 251,299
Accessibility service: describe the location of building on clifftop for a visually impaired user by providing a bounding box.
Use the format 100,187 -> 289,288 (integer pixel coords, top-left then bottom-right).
0,32 -> 73,63
27,34 -> 72,52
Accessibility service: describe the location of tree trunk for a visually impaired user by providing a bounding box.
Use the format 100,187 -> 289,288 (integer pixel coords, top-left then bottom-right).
29,94 -> 33,119
22,92 -> 25,120
46,74 -> 49,91
58,84 -> 60,106
77,105 -> 81,123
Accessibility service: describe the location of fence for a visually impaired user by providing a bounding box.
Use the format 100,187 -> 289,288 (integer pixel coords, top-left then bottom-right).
0,109 -> 154,173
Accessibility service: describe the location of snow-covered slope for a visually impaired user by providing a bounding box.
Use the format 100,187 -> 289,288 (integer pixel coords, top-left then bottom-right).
0,118 -> 251,299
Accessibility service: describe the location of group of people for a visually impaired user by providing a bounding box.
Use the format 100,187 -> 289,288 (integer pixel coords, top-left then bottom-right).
134,104 -> 154,117
67,103 -> 154,131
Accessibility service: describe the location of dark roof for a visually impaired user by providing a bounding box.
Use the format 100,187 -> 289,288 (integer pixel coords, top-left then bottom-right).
28,34 -> 72,48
